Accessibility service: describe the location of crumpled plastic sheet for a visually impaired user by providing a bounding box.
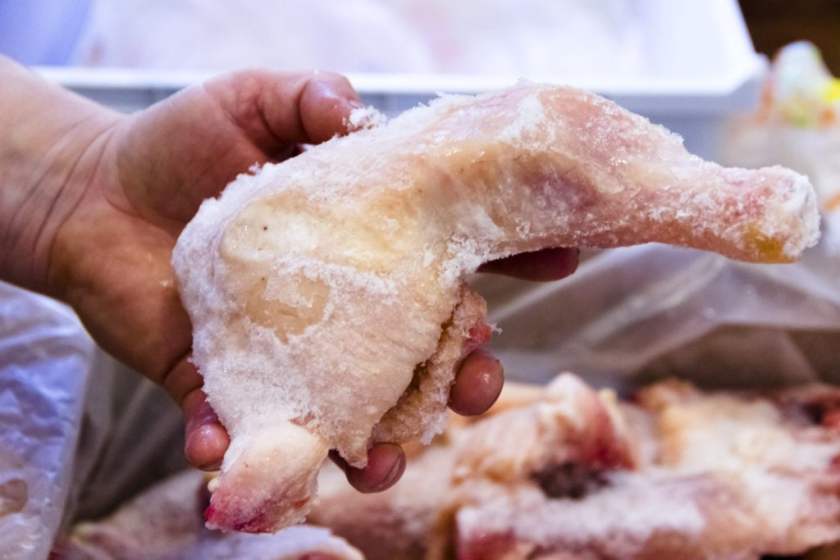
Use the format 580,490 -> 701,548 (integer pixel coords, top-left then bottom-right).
0,282 -> 95,560
480,214 -> 840,391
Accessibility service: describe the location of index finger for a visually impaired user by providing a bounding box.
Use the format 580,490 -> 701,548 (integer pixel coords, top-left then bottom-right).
329,444 -> 406,494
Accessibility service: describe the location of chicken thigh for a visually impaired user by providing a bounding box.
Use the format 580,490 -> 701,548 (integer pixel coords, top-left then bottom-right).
172,83 -> 819,532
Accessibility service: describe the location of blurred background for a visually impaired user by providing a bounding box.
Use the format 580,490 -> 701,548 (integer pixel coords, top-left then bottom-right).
1,0 -> 838,73
0,0 -> 837,159
740,0 -> 840,73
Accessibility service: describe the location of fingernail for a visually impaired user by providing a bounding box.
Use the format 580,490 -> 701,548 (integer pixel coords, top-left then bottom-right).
376,450 -> 405,491
188,425 -> 227,470
313,79 -> 358,106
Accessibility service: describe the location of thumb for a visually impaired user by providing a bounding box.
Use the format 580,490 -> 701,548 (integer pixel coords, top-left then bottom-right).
206,70 -> 364,150
165,356 -> 230,470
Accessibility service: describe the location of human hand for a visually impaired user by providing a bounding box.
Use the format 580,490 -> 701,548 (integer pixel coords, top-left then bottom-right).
43,70 -> 578,491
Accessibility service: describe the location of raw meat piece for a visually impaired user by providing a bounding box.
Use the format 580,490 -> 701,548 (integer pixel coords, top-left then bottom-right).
449,379 -> 840,559
55,470 -> 363,559
172,83 -> 820,532
311,375 -> 636,560
313,448 -> 456,560
312,376 -> 840,560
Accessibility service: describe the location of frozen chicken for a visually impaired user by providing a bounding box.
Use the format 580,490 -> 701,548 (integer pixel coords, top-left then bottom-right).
172,83 -> 820,532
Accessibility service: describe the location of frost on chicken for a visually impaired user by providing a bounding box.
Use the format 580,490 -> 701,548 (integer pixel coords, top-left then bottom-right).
171,83 -> 819,533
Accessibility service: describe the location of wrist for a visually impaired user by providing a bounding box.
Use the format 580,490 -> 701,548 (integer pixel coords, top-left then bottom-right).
0,56 -> 123,294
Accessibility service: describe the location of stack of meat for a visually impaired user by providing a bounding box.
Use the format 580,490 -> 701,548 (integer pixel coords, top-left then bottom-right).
58,375 -> 840,559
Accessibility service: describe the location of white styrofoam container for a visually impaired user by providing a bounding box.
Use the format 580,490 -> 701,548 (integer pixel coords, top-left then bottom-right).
36,0 -> 764,159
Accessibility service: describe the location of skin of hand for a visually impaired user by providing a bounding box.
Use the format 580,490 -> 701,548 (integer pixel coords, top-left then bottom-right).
0,57 -> 579,492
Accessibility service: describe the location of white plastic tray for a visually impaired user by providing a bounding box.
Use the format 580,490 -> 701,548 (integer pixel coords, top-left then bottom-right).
37,0 -> 764,159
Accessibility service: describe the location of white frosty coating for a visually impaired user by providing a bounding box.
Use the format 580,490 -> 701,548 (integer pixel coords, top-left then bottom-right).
172,84 -> 820,533
346,104 -> 386,131
373,286 -> 488,445
457,473 -> 707,552
500,90 -> 546,140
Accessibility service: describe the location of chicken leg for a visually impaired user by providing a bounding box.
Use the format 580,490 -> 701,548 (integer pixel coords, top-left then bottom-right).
172,83 -> 819,532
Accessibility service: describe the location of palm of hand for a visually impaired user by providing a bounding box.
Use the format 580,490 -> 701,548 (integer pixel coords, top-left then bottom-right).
51,71 -> 360,469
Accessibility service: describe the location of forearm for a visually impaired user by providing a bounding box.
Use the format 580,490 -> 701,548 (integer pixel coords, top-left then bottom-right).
0,56 -> 121,293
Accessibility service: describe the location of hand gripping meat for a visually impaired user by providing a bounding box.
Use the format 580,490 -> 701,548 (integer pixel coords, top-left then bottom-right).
172,84 -> 819,532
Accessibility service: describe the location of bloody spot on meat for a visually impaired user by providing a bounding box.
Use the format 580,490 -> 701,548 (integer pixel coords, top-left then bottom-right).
530,462 -> 609,499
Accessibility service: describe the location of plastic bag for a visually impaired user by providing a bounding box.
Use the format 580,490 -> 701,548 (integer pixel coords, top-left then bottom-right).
0,282 -> 95,559
479,225 -> 840,391
0,281 -> 185,558
58,470 -> 363,559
